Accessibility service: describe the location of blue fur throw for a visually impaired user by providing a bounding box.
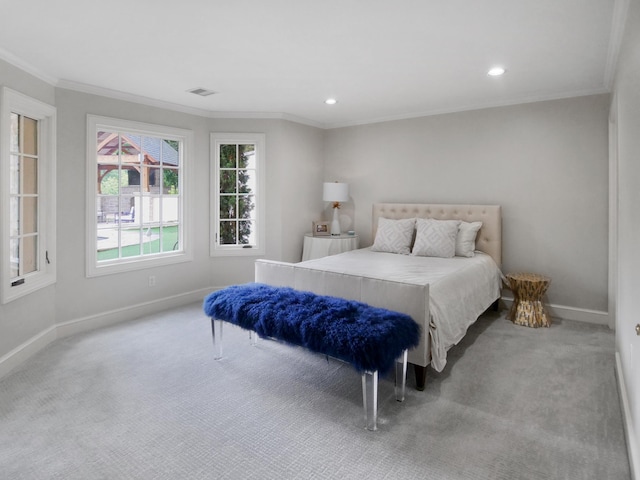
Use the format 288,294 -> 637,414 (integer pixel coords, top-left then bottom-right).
203,283 -> 421,374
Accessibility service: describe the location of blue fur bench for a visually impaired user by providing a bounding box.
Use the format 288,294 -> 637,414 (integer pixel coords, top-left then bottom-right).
203,283 -> 421,430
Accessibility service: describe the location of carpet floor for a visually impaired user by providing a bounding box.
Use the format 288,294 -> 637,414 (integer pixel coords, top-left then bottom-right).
0,304 -> 631,479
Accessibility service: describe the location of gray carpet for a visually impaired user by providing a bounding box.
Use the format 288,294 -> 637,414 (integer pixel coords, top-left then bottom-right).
0,304 -> 630,479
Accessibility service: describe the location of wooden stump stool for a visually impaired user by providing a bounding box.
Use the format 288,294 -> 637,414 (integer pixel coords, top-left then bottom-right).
506,272 -> 551,328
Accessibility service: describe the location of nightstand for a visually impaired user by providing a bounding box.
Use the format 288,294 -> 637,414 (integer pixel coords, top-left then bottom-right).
302,234 -> 359,261
505,272 -> 552,328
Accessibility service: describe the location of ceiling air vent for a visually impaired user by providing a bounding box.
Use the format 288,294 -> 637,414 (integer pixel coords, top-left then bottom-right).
187,88 -> 217,97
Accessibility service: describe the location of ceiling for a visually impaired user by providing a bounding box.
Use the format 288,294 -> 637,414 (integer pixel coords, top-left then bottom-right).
0,0 -> 625,129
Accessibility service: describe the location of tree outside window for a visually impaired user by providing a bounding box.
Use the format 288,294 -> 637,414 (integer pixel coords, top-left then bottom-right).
219,144 -> 256,245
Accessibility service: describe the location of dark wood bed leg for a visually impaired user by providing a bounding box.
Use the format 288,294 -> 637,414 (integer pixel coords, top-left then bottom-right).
414,365 -> 427,391
492,299 -> 500,311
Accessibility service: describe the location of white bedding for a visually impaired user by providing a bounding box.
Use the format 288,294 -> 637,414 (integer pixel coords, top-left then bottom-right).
296,248 -> 502,371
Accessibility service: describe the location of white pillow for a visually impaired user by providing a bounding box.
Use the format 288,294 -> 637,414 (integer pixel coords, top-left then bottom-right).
411,219 -> 460,258
371,217 -> 415,255
456,221 -> 483,257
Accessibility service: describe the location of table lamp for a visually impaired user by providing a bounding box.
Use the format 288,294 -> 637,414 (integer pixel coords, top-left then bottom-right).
323,182 -> 349,235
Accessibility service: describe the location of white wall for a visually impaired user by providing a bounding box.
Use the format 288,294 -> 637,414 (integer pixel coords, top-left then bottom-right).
55,88 -> 213,324
612,0 -> 640,475
324,95 -> 610,312
0,60 -> 57,361
277,120 -> 325,262
55,90 -> 324,327
0,80 -> 324,363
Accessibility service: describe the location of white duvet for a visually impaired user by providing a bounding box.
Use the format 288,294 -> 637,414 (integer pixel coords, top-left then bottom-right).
297,248 -> 502,371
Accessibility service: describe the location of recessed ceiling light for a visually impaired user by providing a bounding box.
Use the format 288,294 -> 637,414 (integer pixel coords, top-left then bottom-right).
487,67 -> 506,77
325,98 -> 337,105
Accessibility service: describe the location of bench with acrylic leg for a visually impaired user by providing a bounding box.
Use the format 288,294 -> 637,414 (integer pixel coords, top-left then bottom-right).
204,284 -> 420,431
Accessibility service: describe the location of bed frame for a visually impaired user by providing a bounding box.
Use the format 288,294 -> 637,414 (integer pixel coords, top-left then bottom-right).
371,203 -> 502,386
255,203 -> 502,389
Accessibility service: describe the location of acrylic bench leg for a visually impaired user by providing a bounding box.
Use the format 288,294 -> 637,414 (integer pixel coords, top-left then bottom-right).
249,330 -> 258,346
362,370 -> 378,431
395,349 -> 408,402
211,318 -> 223,360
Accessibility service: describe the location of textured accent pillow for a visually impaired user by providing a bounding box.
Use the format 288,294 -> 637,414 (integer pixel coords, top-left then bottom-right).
456,221 -> 483,257
411,219 -> 460,258
371,217 -> 415,255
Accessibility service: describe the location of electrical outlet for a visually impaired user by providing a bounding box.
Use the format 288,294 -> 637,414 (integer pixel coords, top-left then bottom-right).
148,275 -> 156,287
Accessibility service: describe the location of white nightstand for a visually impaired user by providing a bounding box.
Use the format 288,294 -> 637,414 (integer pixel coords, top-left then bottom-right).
302,233 -> 359,261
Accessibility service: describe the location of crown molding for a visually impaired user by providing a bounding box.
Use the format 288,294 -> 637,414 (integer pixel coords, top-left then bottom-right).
604,0 -> 630,89
57,79 -> 220,118
56,79 -> 324,128
0,47 -> 57,85
206,109 -> 324,128
324,87 -> 611,129
1,48 -> 613,132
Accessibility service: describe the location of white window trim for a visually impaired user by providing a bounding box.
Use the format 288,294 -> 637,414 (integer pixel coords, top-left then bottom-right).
0,88 -> 57,304
86,115 -> 194,277
210,132 -> 266,257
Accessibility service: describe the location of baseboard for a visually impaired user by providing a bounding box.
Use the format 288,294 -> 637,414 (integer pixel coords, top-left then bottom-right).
501,297 -> 609,326
56,287 -> 213,339
616,352 -> 638,480
0,325 -> 57,379
0,287 -> 213,379
0,290 -> 611,380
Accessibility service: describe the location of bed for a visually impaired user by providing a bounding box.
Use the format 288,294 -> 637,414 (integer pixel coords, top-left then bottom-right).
255,203 -> 502,389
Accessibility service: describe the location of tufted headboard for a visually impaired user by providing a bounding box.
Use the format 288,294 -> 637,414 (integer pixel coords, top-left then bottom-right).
372,203 -> 502,268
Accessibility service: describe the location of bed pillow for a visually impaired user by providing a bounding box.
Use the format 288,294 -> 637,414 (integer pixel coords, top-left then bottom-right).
411,219 -> 460,258
456,221 -> 483,257
371,217 -> 415,255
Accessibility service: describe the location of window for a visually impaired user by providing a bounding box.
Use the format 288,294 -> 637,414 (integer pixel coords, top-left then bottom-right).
1,88 -> 56,304
211,133 -> 265,256
86,116 -> 193,276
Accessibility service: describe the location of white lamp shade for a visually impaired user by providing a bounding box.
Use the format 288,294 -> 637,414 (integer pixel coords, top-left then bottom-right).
323,182 -> 349,202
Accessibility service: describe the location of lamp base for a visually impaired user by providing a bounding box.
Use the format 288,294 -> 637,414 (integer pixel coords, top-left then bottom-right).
330,206 -> 341,236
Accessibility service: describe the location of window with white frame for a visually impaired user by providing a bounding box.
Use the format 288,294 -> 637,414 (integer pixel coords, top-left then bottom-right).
1,88 -> 57,304
86,115 -> 193,276
210,133 -> 265,256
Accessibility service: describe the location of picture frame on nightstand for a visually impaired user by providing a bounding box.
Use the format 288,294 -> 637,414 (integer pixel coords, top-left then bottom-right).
312,221 -> 330,236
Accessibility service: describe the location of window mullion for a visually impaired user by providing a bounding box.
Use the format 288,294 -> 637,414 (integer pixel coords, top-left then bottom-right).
117,134 -> 123,258
236,144 -> 240,246
36,119 -> 42,274
18,116 -> 24,278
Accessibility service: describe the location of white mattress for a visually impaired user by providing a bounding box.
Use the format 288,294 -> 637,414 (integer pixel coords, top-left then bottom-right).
298,248 -> 502,371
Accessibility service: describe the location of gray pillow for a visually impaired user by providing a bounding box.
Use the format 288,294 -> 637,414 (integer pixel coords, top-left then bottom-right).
456,221 -> 482,257
371,217 -> 415,255
411,219 -> 460,258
